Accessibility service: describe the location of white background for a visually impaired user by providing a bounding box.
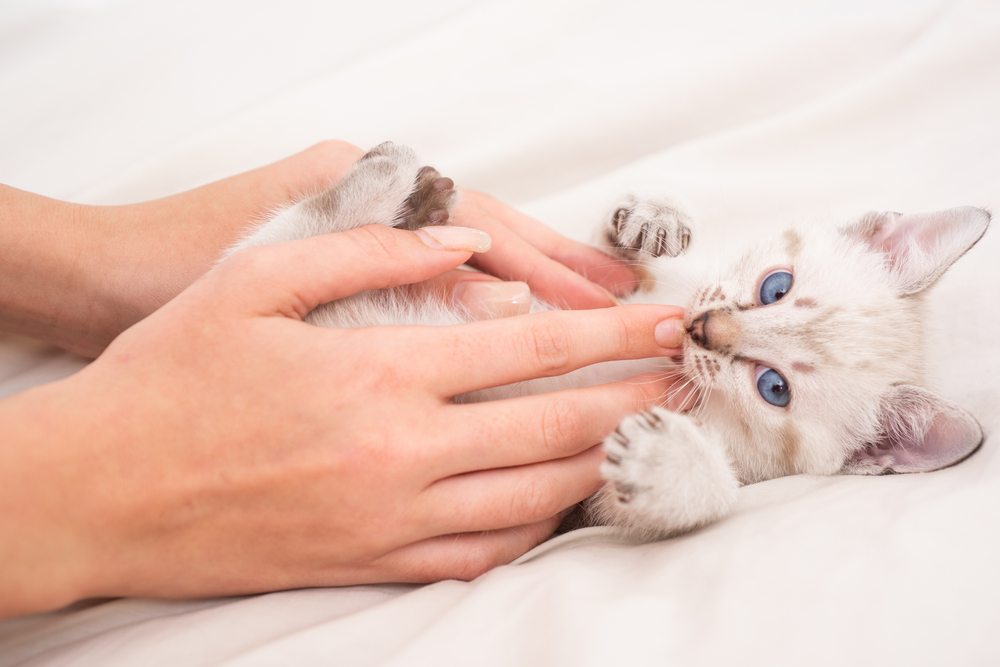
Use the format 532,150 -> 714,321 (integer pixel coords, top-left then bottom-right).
1,1 -> 998,665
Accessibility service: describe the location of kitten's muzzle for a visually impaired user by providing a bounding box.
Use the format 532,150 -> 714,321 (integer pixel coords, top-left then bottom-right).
689,310 -> 739,354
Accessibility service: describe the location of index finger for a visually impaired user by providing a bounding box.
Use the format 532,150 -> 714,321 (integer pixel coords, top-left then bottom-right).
458,190 -> 640,298
406,304 -> 686,396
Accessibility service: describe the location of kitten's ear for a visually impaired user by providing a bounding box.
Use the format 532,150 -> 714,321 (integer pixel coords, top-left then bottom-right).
845,385 -> 983,475
841,207 -> 990,295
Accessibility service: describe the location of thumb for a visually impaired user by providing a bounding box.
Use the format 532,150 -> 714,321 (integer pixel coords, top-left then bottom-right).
214,225 -> 492,319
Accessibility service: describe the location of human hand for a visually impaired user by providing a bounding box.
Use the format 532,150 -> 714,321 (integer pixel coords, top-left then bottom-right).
0,224 -> 683,618
0,141 -> 367,357
1,141 -> 638,357
454,189 -> 639,307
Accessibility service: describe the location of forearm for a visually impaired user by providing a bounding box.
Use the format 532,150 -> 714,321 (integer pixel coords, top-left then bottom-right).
0,184 -> 247,357
0,144 -> 366,357
0,185 -> 120,355
0,140 -> 638,358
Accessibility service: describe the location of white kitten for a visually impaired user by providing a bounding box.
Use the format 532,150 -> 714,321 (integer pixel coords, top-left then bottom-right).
228,143 -> 989,540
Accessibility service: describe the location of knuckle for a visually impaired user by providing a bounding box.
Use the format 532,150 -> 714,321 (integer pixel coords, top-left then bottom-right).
625,373 -> 662,409
463,189 -> 491,204
222,244 -> 279,277
452,546 -> 501,581
540,399 -> 584,455
611,312 -> 643,358
308,139 -> 364,162
347,225 -> 400,264
508,476 -> 560,524
521,319 -> 572,375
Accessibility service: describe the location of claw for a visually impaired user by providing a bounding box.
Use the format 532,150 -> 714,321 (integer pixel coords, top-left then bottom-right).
654,227 -> 667,257
615,484 -> 635,504
614,208 -> 628,240
640,410 -> 663,428
606,451 -> 622,465
612,428 -> 629,446
633,222 -> 648,251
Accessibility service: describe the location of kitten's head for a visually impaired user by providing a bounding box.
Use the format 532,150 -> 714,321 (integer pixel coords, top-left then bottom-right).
683,207 -> 990,483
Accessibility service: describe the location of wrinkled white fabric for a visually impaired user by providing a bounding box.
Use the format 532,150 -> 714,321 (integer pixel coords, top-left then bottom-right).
1,0 -> 998,664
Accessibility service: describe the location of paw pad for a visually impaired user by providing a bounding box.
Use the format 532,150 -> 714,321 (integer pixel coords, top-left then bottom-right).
395,165 -> 458,231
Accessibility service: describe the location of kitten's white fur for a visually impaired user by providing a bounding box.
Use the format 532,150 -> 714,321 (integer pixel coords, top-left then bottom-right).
228,143 -> 989,541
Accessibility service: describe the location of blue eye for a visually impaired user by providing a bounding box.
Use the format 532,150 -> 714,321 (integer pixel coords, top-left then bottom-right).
759,270 -> 793,305
756,367 -> 790,407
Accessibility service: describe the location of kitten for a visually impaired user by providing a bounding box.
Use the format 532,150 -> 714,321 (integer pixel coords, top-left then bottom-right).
229,142 -> 990,540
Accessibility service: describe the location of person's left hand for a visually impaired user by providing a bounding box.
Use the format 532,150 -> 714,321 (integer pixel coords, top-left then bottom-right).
1,140 -> 640,357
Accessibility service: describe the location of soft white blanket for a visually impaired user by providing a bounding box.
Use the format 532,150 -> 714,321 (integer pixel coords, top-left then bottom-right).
1,0 -> 998,664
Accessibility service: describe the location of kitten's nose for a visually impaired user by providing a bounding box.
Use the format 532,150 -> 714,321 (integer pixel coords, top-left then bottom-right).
689,312 -> 709,348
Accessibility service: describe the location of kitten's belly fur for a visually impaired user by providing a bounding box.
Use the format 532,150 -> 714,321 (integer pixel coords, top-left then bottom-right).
228,142 -> 987,541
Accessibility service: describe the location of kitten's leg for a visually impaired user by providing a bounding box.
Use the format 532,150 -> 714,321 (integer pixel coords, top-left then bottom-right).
602,194 -> 693,261
588,407 -> 739,539
226,142 -> 461,330
230,141 -> 457,252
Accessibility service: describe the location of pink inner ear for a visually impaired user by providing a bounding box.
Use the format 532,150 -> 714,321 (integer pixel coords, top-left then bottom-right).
847,207 -> 990,295
883,408 -> 983,473
853,394 -> 984,474
869,212 -> 933,268
870,211 -> 948,266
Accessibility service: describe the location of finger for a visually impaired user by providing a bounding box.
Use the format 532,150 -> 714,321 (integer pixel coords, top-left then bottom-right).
418,445 -> 604,535
211,225 -> 490,319
407,271 -> 531,320
275,140 -> 366,197
182,141 -> 365,226
436,372 -> 680,476
459,190 -> 640,298
453,197 -> 624,310
363,516 -> 561,583
404,303 -> 686,395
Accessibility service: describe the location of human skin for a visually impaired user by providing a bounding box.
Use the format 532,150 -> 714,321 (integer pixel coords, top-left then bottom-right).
0,225 -> 685,619
0,143 -> 685,619
0,140 -> 640,358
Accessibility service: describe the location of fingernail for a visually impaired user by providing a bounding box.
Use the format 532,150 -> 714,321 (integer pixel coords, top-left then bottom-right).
416,226 -> 492,253
654,317 -> 686,348
455,281 -> 531,319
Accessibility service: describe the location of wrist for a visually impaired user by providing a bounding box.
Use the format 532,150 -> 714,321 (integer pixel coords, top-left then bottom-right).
0,377 -> 113,619
0,186 -> 131,356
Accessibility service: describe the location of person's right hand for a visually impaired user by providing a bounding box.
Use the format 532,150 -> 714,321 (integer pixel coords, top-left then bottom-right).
0,223 -> 685,619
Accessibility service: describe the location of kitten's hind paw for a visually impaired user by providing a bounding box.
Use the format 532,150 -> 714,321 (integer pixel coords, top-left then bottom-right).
395,165 -> 458,231
317,141 -> 457,232
605,195 -> 692,260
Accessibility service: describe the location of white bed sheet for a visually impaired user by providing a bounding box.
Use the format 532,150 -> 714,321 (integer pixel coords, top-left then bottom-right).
1,0 -> 998,664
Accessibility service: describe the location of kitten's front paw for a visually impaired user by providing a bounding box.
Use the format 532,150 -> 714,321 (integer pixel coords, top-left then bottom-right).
601,408 -> 691,505
594,407 -> 737,539
604,195 -> 692,260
